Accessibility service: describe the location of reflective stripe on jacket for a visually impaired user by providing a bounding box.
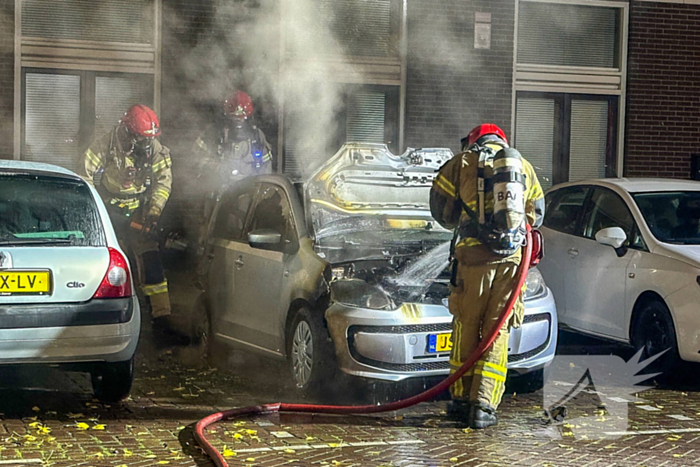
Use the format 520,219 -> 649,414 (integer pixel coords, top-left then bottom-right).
79,127 -> 173,217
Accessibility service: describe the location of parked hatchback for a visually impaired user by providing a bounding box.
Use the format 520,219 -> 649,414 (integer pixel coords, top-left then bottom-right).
0,161 -> 140,402
539,178 -> 700,367
196,143 -> 558,395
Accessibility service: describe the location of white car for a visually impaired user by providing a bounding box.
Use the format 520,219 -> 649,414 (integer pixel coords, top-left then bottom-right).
539,178 -> 700,366
0,160 -> 140,401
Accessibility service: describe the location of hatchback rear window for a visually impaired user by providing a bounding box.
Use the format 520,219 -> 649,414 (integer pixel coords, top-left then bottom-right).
0,174 -> 105,247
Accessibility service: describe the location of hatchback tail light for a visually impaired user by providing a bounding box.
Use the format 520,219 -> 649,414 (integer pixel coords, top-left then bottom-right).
93,248 -> 132,298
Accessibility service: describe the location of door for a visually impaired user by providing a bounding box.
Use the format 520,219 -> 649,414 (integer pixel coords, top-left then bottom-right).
564,187 -> 645,338
539,185 -> 591,320
207,183 -> 257,341
232,183 -> 299,354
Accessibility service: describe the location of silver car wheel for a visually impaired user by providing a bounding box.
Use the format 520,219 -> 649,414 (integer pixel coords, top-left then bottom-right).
292,320 -> 313,387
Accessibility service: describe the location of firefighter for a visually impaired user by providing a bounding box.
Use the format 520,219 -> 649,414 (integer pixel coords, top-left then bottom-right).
193,90 -> 273,244
430,123 -> 544,429
79,104 -> 183,340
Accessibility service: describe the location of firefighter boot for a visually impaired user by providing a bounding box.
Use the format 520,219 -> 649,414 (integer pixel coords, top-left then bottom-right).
469,403 -> 498,429
446,400 -> 471,422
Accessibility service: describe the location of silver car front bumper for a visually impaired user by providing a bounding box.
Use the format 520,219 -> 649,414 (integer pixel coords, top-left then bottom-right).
325,288 -> 557,382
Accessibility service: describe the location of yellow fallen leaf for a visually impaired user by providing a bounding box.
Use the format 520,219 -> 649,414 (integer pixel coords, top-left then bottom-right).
233,433 -> 243,440
668,435 -> 682,441
223,447 -> 237,457
332,461 -> 343,466
173,386 -> 186,392
75,422 -> 90,430
284,449 -> 296,453
32,406 -> 41,412
116,465 -> 128,467
157,461 -> 170,465
123,448 -> 133,457
450,457 -> 459,462
462,428 -> 472,434
306,436 -> 316,441
245,429 -> 257,435
92,424 -> 106,430
38,426 -> 52,435
28,422 -> 41,428
246,458 -> 256,463
23,435 -> 37,442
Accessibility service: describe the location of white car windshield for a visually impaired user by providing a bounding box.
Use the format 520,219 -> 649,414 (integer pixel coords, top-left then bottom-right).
632,191 -> 700,245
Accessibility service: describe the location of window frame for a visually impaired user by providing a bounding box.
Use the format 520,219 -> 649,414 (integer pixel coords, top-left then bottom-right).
513,0 -> 629,181
543,185 -> 592,237
580,186 -> 648,252
515,91 -> 618,187
21,69 -> 155,162
245,182 -> 299,254
212,183 -> 259,244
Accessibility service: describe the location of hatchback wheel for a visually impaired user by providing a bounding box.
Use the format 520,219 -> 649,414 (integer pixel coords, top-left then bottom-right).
91,358 -> 134,403
632,300 -> 681,376
287,307 -> 335,394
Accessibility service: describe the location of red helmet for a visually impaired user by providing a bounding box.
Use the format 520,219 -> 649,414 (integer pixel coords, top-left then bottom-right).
223,90 -> 254,120
465,123 -> 507,148
121,104 -> 160,138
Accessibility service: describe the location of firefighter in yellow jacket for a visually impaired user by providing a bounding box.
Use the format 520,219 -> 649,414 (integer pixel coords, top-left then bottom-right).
430,123 -> 544,429
79,104 -> 179,337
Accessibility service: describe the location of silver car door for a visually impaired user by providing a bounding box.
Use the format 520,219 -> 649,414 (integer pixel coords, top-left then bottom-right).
232,183 -> 297,354
206,184 -> 257,342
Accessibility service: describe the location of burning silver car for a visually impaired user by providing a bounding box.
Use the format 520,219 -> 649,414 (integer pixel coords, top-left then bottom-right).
196,143 -> 557,395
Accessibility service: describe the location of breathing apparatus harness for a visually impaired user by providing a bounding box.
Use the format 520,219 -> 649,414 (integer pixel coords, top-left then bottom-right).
448,143 -> 528,286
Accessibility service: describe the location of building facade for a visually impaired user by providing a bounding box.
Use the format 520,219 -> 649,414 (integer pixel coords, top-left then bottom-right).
1,0 -> 700,213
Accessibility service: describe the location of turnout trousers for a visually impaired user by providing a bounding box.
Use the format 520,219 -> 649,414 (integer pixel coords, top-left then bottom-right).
448,260 -> 524,410
111,210 -> 171,319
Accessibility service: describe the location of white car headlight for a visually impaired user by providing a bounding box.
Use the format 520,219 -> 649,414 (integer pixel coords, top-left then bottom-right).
524,267 -> 547,301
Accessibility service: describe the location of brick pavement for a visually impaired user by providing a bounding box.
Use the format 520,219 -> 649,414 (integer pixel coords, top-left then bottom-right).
1,276 -> 699,467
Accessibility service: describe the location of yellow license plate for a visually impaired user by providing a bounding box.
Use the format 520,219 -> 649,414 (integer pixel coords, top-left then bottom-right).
428,332 -> 453,353
0,271 -> 51,295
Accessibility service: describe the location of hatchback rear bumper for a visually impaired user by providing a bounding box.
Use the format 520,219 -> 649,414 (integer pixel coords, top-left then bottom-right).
0,296 -> 140,364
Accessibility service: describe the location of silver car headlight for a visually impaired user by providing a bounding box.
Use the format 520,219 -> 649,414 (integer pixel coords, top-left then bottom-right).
330,279 -> 398,311
524,267 -> 547,301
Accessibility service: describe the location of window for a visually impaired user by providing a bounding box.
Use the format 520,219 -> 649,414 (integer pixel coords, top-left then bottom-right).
213,187 -> 255,242
518,2 -> 621,69
17,0 -> 159,163
0,175 -> 105,247
583,188 -> 645,250
22,71 -> 153,171
247,184 -> 297,252
633,191 -> 700,245
515,93 -> 617,190
514,0 -> 628,189
543,186 -> 589,235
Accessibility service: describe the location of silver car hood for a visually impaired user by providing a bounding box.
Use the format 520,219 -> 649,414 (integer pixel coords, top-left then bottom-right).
304,142 -> 454,241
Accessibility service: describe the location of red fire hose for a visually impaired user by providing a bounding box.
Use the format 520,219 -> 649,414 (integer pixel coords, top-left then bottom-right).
194,228 -> 533,467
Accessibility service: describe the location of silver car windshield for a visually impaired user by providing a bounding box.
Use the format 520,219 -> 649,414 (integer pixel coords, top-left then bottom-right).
0,174 -> 105,247
632,191 -> 700,245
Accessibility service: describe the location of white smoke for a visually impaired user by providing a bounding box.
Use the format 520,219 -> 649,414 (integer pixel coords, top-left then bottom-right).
164,0 -> 354,180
